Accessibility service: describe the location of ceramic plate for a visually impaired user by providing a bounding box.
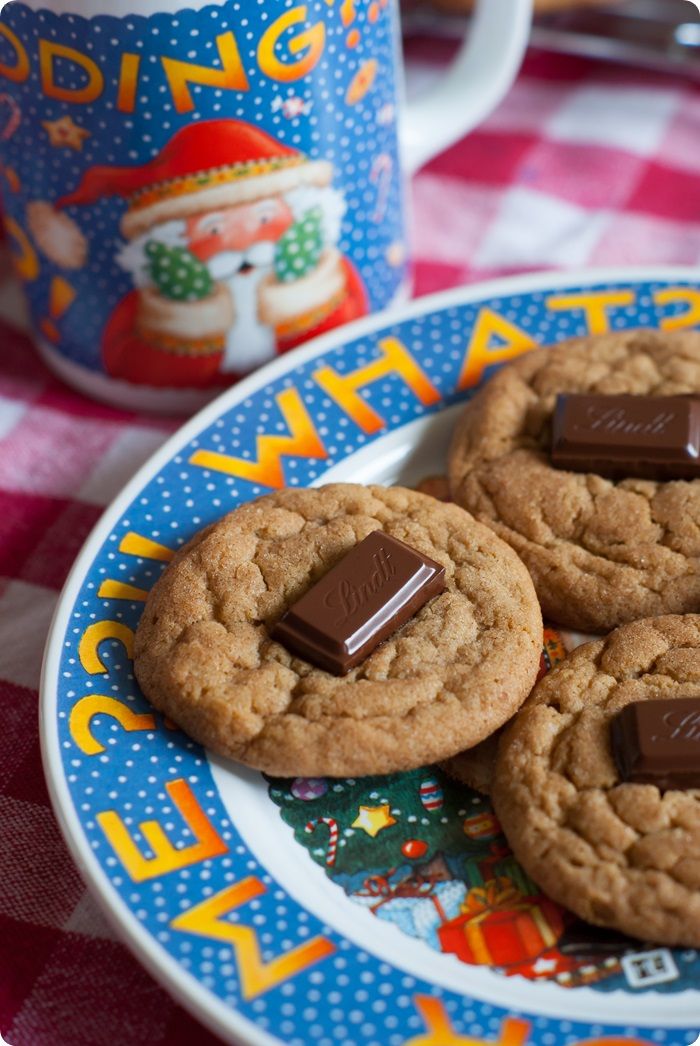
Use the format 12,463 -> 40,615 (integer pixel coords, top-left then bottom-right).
41,268 -> 700,1046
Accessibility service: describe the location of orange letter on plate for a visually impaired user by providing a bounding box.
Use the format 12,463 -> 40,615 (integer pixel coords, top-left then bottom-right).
172,877 -> 335,998
314,336 -> 440,434
190,386 -> 327,489
458,308 -> 535,391
97,778 -> 227,881
405,996 -> 530,1046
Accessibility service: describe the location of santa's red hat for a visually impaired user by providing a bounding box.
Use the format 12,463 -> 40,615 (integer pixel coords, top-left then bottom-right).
28,119 -> 332,267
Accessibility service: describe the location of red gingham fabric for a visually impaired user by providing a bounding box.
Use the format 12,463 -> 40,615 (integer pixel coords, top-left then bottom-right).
1,43 -> 700,1046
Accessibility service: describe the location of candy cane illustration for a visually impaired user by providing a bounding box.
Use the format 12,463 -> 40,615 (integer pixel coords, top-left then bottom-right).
0,95 -> 20,140
370,152 -> 392,223
305,816 -> 339,866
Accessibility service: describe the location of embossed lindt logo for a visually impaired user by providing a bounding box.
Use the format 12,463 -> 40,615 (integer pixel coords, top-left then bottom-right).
652,708 -> 700,743
579,405 -> 676,437
323,548 -> 396,625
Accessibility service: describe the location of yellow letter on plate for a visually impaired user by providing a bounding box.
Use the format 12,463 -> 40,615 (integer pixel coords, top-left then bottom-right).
78,620 -> 134,674
97,778 -> 228,881
96,580 -> 149,601
118,532 -> 174,562
172,877 -> 335,999
546,290 -> 635,335
654,288 -> 700,331
70,694 -> 154,756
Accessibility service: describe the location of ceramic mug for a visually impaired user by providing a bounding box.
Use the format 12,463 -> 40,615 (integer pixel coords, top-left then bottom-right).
0,0 -> 532,411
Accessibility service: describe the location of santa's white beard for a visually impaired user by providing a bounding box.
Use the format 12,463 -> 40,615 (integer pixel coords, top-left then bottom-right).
286,185 -> 345,246
116,220 -> 188,288
116,195 -> 347,375
221,264 -> 276,373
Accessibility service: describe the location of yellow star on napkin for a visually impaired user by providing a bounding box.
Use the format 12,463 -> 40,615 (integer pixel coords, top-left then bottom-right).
352,803 -> 397,838
42,116 -> 91,151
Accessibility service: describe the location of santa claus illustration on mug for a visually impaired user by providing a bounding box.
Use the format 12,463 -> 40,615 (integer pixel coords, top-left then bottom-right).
27,119 -> 369,387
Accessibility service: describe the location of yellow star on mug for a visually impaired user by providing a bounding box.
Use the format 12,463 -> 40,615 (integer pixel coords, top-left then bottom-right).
42,116 -> 91,151
352,803 -> 397,838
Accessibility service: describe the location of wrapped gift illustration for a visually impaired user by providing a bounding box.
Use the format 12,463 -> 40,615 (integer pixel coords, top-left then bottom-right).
438,878 -> 565,966
352,872 -> 467,949
463,844 -> 535,897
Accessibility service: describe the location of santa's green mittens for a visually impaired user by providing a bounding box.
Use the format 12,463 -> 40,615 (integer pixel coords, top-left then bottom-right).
145,241 -> 214,302
274,207 -> 324,283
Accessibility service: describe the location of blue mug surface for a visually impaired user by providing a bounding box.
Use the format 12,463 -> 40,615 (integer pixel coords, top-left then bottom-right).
0,0 -> 531,411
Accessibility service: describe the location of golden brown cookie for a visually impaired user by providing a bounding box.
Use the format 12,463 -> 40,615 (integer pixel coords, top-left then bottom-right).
414,474 -> 451,502
440,626 -> 571,791
440,731 -> 500,794
492,615 -> 700,947
134,483 -> 542,776
448,329 -> 700,632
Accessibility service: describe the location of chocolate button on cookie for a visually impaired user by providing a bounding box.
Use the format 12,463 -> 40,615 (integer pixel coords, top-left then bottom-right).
134,483 -> 542,777
492,615 -> 700,947
448,329 -> 700,632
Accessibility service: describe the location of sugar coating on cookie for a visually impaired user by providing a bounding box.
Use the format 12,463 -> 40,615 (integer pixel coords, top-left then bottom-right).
134,483 -> 542,777
492,614 -> 700,947
448,329 -> 700,631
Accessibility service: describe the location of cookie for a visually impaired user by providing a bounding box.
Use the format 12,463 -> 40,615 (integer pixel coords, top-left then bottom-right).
440,731 -> 500,794
414,474 -> 451,502
448,329 -> 700,632
134,483 -> 542,777
440,626 -> 571,792
492,615 -> 700,947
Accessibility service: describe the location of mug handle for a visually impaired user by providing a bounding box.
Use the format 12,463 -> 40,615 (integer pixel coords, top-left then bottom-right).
401,0 -> 533,174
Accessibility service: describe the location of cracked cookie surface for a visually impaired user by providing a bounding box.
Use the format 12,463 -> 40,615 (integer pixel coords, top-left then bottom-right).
134,483 -> 542,776
448,329 -> 700,631
492,614 -> 700,946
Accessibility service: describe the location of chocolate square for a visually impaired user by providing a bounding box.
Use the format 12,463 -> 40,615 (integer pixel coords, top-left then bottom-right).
551,393 -> 700,480
272,531 -> 445,675
611,698 -> 700,791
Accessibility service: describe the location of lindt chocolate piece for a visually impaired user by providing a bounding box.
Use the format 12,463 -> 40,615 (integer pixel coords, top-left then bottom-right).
272,530 -> 445,675
551,393 -> 700,480
611,698 -> 700,791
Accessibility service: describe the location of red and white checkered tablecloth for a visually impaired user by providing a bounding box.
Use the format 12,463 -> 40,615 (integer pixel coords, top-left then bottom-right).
1,41 -> 700,1046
